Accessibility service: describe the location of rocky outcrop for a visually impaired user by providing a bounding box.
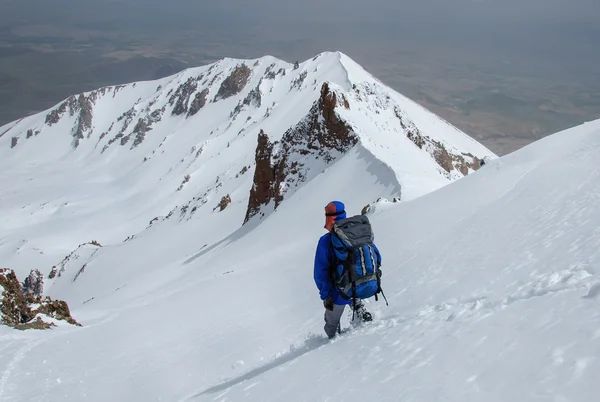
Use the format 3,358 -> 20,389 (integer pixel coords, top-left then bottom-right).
128,107 -> 164,148
36,298 -> 80,327
214,194 -> 232,212
22,269 -> 44,299
0,268 -> 32,327
361,197 -> 401,215
215,64 -> 251,101
72,93 -> 95,148
170,77 -> 198,116
264,64 -> 278,80
49,266 -> 58,279
177,174 -> 191,191
290,71 -> 308,91
231,81 -> 262,120
188,88 -> 209,117
1,268 -> 80,329
103,106 -> 136,152
50,241 -> 102,280
395,106 -> 483,177
45,95 -> 74,126
43,92 -> 97,148
244,83 -> 358,223
245,130 -> 275,222
10,136 -> 18,148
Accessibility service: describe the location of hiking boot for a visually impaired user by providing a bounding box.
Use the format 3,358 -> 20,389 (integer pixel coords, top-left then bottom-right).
353,301 -> 373,322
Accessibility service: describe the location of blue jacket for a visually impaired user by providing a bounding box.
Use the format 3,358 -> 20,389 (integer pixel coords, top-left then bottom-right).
314,232 -> 383,305
313,233 -> 352,305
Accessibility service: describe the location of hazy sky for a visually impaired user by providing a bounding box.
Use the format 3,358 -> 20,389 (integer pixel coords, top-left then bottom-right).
2,0 -> 600,27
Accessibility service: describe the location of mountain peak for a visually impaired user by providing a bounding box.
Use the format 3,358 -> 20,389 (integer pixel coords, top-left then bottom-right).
0,52 -> 494,263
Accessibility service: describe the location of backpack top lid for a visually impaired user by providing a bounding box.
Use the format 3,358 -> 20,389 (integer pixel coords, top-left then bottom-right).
332,215 -> 373,247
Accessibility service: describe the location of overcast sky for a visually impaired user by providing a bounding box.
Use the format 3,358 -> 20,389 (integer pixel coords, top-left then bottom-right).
2,0 -> 600,28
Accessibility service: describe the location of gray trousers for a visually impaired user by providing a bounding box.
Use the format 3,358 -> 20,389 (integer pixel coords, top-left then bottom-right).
324,304 -> 346,338
323,301 -> 364,338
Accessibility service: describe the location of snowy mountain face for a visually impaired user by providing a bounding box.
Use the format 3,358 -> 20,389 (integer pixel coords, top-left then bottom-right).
0,51 -> 493,280
9,51 -> 600,402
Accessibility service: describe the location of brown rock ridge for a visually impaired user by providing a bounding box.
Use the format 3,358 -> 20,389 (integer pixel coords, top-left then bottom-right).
244,83 -> 358,224
1,268 -> 80,330
394,106 -> 483,176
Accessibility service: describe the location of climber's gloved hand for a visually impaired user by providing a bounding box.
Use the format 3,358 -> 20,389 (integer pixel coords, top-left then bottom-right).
323,296 -> 334,311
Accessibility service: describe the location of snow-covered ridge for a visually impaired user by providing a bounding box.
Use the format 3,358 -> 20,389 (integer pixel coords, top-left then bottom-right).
0,51 -> 493,282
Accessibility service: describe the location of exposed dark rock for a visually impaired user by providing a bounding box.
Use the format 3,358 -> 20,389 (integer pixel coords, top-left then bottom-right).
243,82 -> 262,108
131,118 -> 151,147
214,194 -> 232,212
51,241 -> 102,278
26,129 -> 34,139
177,174 -> 191,191
264,63 -> 277,79
188,89 -> 209,117
22,269 -> 44,299
290,71 -> 308,91
236,165 -> 250,178
10,136 -> 18,148
361,197 -> 401,215
215,64 -> 251,101
104,107 -> 136,152
231,81 -> 262,119
395,106 -> 482,176
72,264 -> 87,282
170,77 -> 198,116
43,91 -> 99,147
2,268 -> 80,329
244,130 -> 275,223
45,97 -> 70,125
129,107 -> 163,148
1,268 -> 32,326
72,93 -> 95,148
293,61 -> 300,70
113,85 -> 127,97
49,266 -> 57,279
66,95 -> 79,116
209,72 -> 223,87
244,83 -> 357,223
36,297 -> 81,327
14,317 -> 53,330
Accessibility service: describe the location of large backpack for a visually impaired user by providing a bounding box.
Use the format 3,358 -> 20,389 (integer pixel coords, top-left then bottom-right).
329,215 -> 387,308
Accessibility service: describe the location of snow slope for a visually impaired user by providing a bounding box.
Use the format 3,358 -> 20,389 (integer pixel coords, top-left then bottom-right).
0,51 -> 493,283
0,105 -> 598,402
